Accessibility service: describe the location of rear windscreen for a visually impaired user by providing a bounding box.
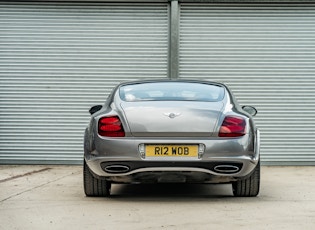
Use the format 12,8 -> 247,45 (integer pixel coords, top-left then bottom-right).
119,82 -> 225,102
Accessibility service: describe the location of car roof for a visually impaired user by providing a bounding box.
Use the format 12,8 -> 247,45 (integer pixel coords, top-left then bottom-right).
118,79 -> 227,88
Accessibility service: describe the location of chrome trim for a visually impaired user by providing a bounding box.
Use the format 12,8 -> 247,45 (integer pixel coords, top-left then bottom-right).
214,165 -> 240,173
104,165 -> 130,173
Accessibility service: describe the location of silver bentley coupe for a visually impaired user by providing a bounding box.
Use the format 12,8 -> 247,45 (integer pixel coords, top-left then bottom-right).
83,79 -> 260,197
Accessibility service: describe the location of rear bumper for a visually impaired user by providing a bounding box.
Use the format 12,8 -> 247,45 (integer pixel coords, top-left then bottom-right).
86,156 -> 258,183
85,131 -> 260,183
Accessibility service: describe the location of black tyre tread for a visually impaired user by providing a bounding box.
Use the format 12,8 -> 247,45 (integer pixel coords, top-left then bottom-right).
83,161 -> 111,197
232,161 -> 260,197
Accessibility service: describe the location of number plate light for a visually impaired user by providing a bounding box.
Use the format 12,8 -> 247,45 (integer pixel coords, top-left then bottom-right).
139,144 -> 145,158
198,144 -> 205,159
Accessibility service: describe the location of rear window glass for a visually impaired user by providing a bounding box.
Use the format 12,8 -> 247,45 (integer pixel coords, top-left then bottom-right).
119,82 -> 225,102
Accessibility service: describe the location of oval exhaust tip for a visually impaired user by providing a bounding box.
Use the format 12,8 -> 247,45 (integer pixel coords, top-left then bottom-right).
105,165 -> 130,173
214,165 -> 240,174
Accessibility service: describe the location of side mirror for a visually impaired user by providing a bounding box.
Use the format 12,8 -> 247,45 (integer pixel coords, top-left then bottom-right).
89,105 -> 102,115
242,106 -> 258,117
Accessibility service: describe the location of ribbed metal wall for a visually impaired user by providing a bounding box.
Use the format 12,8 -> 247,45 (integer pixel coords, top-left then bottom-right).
2,1 -> 315,165
179,4 -> 315,165
0,2 -> 169,164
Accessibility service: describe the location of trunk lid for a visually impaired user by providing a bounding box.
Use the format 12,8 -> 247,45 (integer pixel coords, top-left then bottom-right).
120,101 -> 224,137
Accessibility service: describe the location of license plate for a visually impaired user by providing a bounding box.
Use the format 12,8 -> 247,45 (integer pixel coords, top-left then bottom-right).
145,145 -> 198,157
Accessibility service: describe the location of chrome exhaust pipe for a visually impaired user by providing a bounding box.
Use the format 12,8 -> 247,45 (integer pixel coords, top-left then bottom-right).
104,165 -> 130,173
214,165 -> 240,174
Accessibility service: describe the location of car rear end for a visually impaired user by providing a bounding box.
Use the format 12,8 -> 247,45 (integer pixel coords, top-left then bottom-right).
84,80 -> 260,196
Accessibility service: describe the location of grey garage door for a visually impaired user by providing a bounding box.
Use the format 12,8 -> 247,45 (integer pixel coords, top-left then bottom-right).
0,2 -> 169,164
179,3 -> 315,165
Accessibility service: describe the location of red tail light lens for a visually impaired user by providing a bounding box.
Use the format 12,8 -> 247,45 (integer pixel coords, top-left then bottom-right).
219,116 -> 246,137
98,116 -> 125,137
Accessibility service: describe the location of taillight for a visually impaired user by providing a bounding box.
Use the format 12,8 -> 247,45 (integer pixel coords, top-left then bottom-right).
98,116 -> 125,137
219,116 -> 246,137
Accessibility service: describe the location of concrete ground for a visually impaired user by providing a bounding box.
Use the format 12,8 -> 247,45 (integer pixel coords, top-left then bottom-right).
0,165 -> 314,230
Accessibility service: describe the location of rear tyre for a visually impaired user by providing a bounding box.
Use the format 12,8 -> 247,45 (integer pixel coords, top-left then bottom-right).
232,161 -> 260,197
83,160 -> 111,197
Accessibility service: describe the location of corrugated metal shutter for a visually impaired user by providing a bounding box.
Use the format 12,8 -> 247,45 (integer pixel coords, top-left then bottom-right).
0,1 -> 169,164
179,4 -> 315,165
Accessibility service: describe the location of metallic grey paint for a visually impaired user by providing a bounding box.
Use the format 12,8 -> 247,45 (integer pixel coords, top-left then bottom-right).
84,79 -> 260,185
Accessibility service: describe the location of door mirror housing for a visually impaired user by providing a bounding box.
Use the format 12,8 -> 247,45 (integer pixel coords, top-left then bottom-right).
89,105 -> 102,115
242,106 -> 258,117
